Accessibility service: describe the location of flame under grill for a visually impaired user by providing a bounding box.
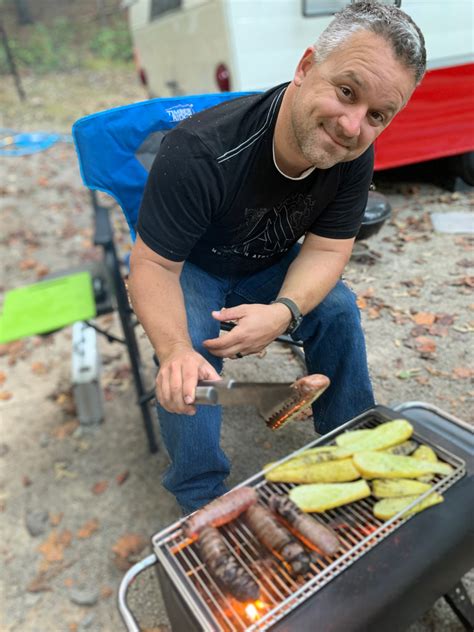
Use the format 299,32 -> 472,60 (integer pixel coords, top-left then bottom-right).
152,410 -> 466,632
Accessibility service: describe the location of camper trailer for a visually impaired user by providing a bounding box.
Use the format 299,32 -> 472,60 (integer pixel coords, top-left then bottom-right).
127,0 -> 474,180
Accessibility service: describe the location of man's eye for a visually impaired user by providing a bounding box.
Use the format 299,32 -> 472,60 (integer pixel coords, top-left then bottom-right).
370,112 -> 385,124
339,86 -> 353,99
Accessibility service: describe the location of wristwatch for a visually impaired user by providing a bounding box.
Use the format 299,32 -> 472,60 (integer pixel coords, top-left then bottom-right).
271,297 -> 303,335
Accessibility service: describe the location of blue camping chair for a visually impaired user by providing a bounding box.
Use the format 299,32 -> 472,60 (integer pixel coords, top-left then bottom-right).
72,92 -> 305,454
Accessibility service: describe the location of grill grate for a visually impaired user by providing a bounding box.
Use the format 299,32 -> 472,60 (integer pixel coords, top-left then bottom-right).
152,409 -> 466,631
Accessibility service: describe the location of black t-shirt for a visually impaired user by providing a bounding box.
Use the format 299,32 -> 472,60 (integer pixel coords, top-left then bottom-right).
138,83 -> 374,276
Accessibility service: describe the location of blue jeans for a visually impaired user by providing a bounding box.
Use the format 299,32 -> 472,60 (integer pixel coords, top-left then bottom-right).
156,245 -> 374,512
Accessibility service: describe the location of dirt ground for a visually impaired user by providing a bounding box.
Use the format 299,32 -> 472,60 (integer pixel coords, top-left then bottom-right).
1,70 -> 473,632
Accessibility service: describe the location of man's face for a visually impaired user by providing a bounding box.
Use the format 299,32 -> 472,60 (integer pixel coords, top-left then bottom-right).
290,31 -> 417,169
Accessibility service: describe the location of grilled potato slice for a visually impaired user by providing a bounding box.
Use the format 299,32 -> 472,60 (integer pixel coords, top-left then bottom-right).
371,478 -> 432,498
353,451 -> 453,479
265,458 -> 360,484
373,492 -> 443,520
289,480 -> 371,513
335,419 -> 413,454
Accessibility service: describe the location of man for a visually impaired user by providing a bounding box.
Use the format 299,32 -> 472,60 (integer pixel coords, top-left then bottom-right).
129,2 -> 426,513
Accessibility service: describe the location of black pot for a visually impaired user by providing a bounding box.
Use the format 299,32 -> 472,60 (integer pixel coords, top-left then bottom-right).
356,191 -> 392,241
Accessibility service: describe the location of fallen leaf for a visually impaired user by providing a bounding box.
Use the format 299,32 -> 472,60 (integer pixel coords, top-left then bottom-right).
64,577 -> 74,587
414,336 -> 436,356
426,366 -> 450,378
410,325 -> 428,337
36,264 -> 50,278
451,276 -> 474,288
92,480 -> 108,495
356,297 -> 367,309
456,259 -> 474,268
31,361 -> 49,375
452,367 -> 474,379
453,324 -> 474,333
52,419 -> 79,439
368,307 -> 381,320
22,475 -> 32,487
19,258 -> 38,270
412,312 -> 436,326
26,575 -> 52,593
0,371 -> 6,385
435,313 -> 455,326
50,513 -> 64,527
415,376 -> 430,385
38,530 -> 73,568
400,277 -> 425,288
77,518 -> 100,539
100,585 -> 113,599
54,462 -> 77,480
396,369 -> 422,380
427,324 -> 449,337
0,391 -> 13,401
115,470 -> 130,486
112,533 -> 147,571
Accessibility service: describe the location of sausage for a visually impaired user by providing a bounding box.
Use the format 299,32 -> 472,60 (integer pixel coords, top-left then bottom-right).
183,487 -> 258,539
244,503 -> 311,575
198,526 -> 260,602
293,374 -> 331,395
268,494 -> 341,557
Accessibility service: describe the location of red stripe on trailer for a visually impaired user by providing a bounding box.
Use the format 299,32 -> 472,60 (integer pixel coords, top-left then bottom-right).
374,63 -> 474,171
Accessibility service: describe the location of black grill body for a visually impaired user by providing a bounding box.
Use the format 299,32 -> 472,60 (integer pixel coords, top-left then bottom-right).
156,405 -> 473,632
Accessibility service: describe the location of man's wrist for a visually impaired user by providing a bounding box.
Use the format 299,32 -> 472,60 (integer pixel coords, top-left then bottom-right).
270,297 -> 303,334
157,340 -> 193,362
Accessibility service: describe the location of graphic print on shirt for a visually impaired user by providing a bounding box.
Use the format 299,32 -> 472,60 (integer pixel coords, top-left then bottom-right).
211,193 -> 315,260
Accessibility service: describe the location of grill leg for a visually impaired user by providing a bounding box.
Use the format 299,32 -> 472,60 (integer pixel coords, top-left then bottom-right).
444,580 -> 474,631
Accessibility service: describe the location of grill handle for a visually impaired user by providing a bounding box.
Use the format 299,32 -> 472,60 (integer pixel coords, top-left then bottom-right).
118,553 -> 158,631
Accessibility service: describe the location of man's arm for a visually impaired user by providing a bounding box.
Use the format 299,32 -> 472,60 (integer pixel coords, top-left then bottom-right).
277,232 -> 354,313
128,235 -> 220,414
204,233 -> 354,357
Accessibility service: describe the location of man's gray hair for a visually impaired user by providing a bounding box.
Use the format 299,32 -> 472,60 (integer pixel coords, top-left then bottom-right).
315,1 -> 426,85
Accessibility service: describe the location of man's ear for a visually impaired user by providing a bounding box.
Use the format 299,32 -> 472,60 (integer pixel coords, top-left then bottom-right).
293,46 -> 315,86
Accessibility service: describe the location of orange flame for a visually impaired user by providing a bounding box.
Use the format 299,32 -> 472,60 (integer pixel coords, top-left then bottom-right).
245,603 -> 259,622
244,600 -> 268,622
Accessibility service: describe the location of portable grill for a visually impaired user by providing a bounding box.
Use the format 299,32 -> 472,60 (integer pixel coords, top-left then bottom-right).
118,403 -> 474,631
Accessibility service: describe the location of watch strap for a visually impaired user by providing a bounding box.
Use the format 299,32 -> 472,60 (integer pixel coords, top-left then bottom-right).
270,297 -> 303,334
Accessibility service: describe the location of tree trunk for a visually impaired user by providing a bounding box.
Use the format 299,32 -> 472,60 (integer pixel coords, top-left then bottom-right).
13,0 -> 34,26
0,21 -> 26,101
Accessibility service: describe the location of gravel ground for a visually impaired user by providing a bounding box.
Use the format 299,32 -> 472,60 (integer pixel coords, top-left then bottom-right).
1,69 -> 473,632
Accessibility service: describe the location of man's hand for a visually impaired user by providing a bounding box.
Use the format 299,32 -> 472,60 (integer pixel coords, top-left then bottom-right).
156,345 -> 221,415
203,303 -> 292,358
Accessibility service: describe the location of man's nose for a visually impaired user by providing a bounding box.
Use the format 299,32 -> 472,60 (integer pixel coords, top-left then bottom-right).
338,107 -> 366,138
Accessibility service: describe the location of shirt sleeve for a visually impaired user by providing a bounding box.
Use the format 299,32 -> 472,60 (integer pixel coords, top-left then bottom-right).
136,127 -> 223,261
309,145 -> 374,239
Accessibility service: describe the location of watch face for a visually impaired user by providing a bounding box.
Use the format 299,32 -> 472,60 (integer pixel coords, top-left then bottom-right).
286,316 -> 302,335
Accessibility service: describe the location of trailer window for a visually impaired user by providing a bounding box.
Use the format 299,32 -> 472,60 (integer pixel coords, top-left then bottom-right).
150,0 -> 182,20
302,1 -> 348,17
303,0 -> 400,17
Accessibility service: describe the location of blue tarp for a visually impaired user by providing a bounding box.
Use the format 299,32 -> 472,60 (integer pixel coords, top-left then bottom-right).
0,130 -> 73,156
